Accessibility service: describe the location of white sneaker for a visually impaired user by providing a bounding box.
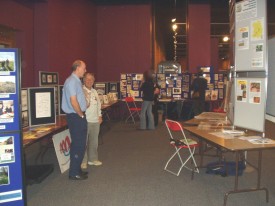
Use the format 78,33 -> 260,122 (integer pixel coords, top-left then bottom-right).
88,160 -> 102,166
81,163 -> 88,169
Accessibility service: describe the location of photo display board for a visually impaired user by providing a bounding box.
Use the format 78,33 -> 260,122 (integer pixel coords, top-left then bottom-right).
235,0 -> 267,72
0,48 -> 26,206
234,76 -> 266,132
28,87 -> 56,126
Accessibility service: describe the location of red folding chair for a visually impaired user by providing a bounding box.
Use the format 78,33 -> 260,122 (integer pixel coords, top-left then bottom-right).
125,97 -> 141,124
164,119 -> 199,176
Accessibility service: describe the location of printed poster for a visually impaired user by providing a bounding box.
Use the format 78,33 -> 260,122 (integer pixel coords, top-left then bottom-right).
237,26 -> 249,50
0,136 -> 15,164
249,81 -> 261,104
236,80 -> 247,102
52,129 -> 71,173
251,43 -> 264,67
251,18 -> 264,41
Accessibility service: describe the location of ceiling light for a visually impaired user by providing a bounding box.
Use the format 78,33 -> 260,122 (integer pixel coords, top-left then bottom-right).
172,24 -> 177,31
223,36 -> 229,42
171,18 -> 176,23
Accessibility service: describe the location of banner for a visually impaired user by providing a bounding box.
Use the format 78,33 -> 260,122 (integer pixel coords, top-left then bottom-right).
52,129 -> 71,173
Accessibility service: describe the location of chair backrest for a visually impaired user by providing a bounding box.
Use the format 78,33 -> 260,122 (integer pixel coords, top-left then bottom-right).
125,96 -> 140,110
165,119 -> 184,140
165,119 -> 194,147
125,97 -> 134,103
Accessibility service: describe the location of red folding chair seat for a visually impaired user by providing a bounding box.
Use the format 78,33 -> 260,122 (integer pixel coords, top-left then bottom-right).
125,97 -> 141,124
164,119 -> 200,177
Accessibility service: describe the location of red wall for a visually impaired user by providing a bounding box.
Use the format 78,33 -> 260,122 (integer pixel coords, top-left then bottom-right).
96,4 -> 152,81
0,1 -> 34,88
34,0 -> 97,85
0,0 -> 96,87
188,4 -> 211,73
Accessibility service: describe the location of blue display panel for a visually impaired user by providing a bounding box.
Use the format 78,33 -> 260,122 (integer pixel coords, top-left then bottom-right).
0,48 -> 25,206
0,49 -> 20,132
0,133 -> 24,206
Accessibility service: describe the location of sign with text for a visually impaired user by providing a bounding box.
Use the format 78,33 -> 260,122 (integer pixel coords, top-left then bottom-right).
52,129 -> 71,173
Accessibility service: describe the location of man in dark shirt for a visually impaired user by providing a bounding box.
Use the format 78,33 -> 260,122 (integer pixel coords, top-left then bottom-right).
191,71 -> 208,116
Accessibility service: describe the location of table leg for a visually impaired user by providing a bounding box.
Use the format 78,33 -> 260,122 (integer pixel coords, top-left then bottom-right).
223,150 -> 269,206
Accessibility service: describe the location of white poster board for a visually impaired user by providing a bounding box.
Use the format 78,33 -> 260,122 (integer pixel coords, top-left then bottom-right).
52,129 -> 71,173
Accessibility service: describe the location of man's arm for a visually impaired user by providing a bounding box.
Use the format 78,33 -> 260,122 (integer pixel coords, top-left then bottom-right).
70,95 -> 84,117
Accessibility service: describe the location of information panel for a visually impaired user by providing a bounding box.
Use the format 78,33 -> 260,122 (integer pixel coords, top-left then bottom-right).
235,0 -> 267,72
0,48 -> 25,206
234,76 -> 266,132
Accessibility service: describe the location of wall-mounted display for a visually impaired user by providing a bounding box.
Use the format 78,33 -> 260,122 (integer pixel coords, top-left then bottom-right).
39,71 -> 59,86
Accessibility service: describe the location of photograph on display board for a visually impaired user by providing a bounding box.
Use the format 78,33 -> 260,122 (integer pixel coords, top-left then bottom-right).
132,80 -> 140,90
214,74 -> 218,81
166,77 -> 173,88
211,90 -> 218,100
160,89 -> 166,98
135,74 -> 143,81
205,90 -> 211,101
0,52 -> 15,72
21,89 -> 28,111
176,79 -> 182,88
236,80 -> 247,102
121,74 -> 126,79
218,82 -> 224,89
249,81 -> 261,104
109,82 -> 117,92
167,88 -> 172,97
0,76 -> 16,95
0,100 -> 14,123
0,136 -> 15,164
173,88 -> 181,95
0,166 -> 10,185
39,71 -> 59,86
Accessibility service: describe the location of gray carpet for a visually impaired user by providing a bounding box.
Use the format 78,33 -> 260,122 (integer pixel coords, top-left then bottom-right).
26,121 -> 275,206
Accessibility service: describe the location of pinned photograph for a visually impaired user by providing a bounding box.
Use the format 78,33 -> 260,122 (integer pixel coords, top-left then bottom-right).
0,136 -> 15,164
0,166 -> 9,185
0,52 -> 15,72
0,76 -> 16,94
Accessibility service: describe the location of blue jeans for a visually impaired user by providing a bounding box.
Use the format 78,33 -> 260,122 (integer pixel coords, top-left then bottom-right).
140,101 -> 154,130
66,113 -> 87,176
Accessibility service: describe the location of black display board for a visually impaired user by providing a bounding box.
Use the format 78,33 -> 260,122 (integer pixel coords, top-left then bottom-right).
28,87 -> 56,126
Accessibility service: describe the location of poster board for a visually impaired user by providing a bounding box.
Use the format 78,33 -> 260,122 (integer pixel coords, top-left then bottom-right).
235,0 -> 267,72
266,37 -> 275,121
52,129 -> 71,173
0,48 -> 26,206
234,76 -> 266,132
28,87 -> 56,126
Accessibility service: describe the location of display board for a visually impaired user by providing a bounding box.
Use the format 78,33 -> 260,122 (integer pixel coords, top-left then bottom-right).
28,87 -> 56,126
234,76 -> 266,132
235,0 -> 267,72
266,37 -> 275,120
0,48 -> 26,206
58,85 -> 65,115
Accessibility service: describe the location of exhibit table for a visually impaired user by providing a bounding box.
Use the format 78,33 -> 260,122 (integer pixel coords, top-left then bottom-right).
184,124 -> 275,206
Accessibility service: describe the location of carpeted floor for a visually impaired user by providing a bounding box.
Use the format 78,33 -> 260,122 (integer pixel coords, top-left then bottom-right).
26,120 -> 275,206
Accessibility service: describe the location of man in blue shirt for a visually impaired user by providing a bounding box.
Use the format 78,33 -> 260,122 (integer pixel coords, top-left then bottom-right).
62,60 -> 88,180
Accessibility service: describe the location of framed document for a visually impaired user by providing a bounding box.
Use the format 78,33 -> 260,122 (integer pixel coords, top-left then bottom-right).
39,71 -> 59,86
28,87 -> 56,126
